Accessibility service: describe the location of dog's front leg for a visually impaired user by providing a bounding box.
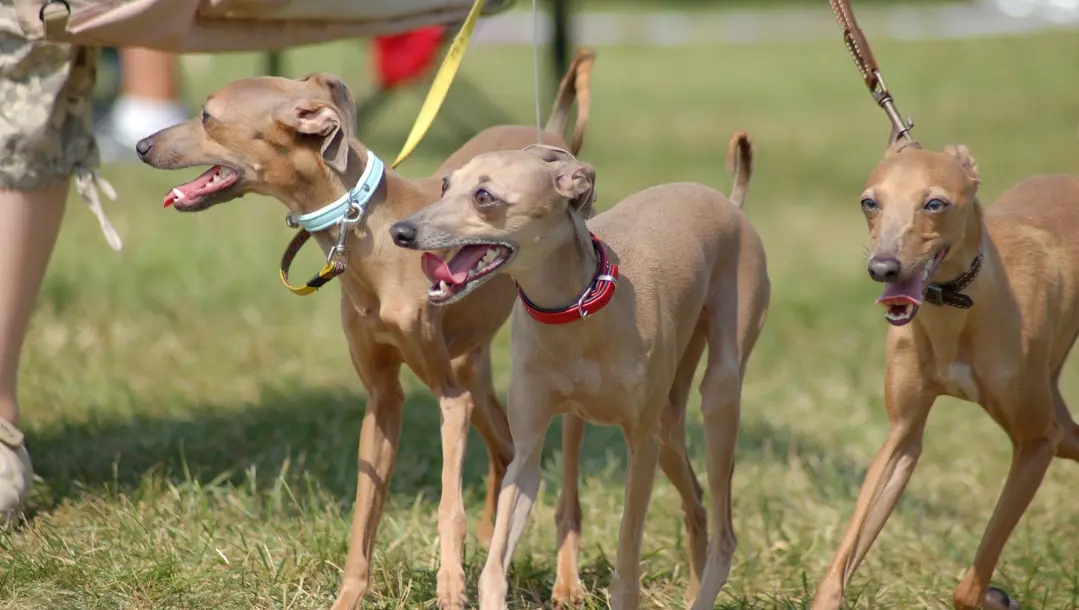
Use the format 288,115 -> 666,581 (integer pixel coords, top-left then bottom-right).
609,430 -> 661,610
810,354 -> 936,610
553,413 -> 586,606
431,377 -> 477,610
333,325 -> 405,610
478,381 -> 558,610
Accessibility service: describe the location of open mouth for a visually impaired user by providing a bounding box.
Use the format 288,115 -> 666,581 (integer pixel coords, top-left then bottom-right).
875,248 -> 948,326
163,165 -> 241,211
421,244 -> 514,305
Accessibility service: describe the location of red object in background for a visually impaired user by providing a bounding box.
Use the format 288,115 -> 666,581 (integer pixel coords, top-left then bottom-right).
373,26 -> 445,88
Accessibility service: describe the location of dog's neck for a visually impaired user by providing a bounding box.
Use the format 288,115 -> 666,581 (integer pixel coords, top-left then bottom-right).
512,213 -> 598,311
911,199 -> 1005,336
285,140 -> 431,245
931,198 -> 985,285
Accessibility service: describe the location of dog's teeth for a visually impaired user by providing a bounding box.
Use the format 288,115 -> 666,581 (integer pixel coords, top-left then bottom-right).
428,286 -> 440,297
218,167 -> 232,178
473,259 -> 485,272
439,280 -> 450,293
171,188 -> 185,201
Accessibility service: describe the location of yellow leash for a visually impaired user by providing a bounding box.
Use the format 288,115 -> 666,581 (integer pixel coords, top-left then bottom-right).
390,0 -> 487,168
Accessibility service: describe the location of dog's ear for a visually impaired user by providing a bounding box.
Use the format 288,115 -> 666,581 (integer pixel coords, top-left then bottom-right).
942,144 -> 980,187
523,145 -> 598,217
554,161 -> 597,218
301,73 -> 358,142
273,99 -> 349,173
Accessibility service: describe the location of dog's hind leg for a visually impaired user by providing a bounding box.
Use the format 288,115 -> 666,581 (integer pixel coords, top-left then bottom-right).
552,413 -> 586,606
692,310 -> 742,610
1051,380 -> 1079,461
952,388 -> 1058,610
459,346 -> 514,548
658,320 -> 708,605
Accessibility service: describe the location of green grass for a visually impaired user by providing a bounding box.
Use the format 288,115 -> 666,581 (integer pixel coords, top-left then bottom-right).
3,32 -> 1079,609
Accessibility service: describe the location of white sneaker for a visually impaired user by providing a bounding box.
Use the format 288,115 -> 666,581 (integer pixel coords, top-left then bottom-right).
0,419 -> 33,525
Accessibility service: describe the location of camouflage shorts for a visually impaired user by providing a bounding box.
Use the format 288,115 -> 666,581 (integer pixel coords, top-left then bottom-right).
0,1 -> 98,191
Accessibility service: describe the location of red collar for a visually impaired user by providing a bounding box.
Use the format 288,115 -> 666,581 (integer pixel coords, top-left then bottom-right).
516,232 -> 619,325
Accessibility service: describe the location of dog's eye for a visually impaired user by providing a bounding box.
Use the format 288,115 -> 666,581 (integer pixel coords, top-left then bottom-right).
474,188 -> 497,208
441,177 -> 450,196
924,198 -> 949,213
860,197 -> 879,212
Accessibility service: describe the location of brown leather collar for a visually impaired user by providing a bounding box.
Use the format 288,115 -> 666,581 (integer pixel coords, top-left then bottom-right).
924,254 -> 982,309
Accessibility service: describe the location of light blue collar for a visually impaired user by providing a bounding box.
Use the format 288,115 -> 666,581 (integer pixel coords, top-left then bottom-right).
286,150 -> 385,232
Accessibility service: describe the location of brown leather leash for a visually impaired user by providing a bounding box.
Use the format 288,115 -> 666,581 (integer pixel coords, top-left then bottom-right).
829,0 -> 918,146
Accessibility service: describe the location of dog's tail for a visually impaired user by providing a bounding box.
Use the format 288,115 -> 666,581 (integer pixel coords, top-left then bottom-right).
545,48 -> 596,156
726,130 -> 753,209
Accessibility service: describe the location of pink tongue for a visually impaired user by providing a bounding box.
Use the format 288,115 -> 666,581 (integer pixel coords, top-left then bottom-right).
421,252 -> 460,284
421,246 -> 490,286
879,275 -> 926,304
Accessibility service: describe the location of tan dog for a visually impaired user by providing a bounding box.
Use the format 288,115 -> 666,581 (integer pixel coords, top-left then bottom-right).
810,140 -> 1079,610
135,50 -> 595,610
389,133 -> 770,609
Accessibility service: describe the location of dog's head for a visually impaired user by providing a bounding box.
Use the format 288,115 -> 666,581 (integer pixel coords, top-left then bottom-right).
861,140 -> 981,326
136,73 -> 358,212
387,145 -> 596,305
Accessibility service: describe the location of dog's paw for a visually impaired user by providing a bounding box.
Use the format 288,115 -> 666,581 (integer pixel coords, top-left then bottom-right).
551,577 -> 585,606
436,567 -> 468,610
329,588 -> 364,610
985,587 -> 1020,610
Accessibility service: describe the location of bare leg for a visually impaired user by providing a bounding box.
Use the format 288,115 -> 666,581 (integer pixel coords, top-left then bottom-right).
810,358 -> 935,610
0,183 -> 67,522
120,48 -> 179,102
552,413 -> 586,605
609,432 -> 661,610
332,324 -> 405,610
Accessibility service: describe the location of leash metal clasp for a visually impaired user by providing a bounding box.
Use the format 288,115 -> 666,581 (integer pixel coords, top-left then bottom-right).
870,70 -> 915,144
327,202 -> 364,265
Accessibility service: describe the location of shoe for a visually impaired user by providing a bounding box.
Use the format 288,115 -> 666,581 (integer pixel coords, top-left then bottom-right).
0,419 -> 32,525
95,96 -> 190,165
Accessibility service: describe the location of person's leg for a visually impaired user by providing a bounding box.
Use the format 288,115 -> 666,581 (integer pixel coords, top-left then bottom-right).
0,9 -> 101,521
98,48 -> 187,162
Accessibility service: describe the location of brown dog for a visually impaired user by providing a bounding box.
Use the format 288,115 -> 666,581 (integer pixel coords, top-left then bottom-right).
135,50 -> 595,610
390,133 -> 769,609
810,139 -> 1079,610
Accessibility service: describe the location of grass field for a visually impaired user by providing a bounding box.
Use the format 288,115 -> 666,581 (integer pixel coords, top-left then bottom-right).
3,30 -> 1079,610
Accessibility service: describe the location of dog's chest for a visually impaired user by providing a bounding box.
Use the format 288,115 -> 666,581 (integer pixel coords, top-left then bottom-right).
933,361 -> 982,403
539,356 -> 647,420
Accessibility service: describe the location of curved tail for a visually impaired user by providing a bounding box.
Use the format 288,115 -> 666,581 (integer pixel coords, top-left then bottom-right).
544,48 -> 596,155
726,130 -> 753,208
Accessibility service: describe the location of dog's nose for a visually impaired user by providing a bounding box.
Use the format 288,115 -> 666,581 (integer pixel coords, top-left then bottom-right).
390,222 -> 417,247
135,137 -> 153,158
868,257 -> 902,282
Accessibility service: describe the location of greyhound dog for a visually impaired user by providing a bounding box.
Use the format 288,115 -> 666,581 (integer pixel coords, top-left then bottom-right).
389,133 -> 770,609
810,139 -> 1079,610
135,50 -> 595,610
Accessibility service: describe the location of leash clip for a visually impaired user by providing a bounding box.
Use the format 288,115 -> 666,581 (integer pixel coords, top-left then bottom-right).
327,202 -> 365,265
870,70 -> 915,144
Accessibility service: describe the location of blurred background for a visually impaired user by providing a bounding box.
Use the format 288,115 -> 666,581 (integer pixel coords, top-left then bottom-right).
4,0 -> 1079,608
